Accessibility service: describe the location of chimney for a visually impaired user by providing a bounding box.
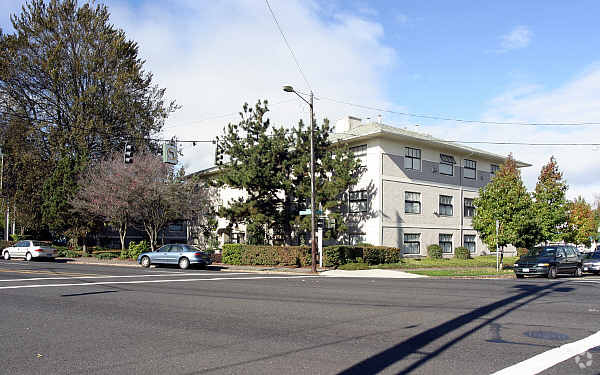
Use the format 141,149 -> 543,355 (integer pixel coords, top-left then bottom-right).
335,116 -> 362,133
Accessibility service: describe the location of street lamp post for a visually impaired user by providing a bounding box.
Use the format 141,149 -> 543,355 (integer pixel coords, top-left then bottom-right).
283,85 -> 317,273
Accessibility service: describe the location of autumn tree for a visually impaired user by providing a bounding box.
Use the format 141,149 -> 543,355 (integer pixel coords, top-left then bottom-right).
564,197 -> 597,246
473,155 -> 539,252
532,156 -> 569,243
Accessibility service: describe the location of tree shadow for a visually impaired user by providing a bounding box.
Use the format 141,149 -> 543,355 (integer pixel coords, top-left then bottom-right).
338,282 -> 567,374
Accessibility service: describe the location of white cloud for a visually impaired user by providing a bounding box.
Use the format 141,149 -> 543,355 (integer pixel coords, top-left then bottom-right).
498,25 -> 532,52
422,65 -> 600,203
102,0 -> 396,173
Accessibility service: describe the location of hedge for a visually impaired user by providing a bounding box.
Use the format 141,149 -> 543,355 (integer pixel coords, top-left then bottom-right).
222,244 -> 311,267
323,245 -> 402,267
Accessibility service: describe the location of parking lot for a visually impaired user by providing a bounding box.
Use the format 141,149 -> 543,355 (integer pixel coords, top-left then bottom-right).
1,259 -> 600,374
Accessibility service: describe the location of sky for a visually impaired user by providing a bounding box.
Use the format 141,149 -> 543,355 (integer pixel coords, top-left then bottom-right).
1,0 -> 600,202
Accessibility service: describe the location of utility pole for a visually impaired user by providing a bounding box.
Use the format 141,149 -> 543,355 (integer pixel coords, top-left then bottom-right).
284,85 -> 318,273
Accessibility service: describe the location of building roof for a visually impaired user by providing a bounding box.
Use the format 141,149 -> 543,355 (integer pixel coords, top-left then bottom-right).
331,121 -> 531,167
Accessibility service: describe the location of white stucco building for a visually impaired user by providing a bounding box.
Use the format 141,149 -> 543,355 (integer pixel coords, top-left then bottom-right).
194,116 -> 530,256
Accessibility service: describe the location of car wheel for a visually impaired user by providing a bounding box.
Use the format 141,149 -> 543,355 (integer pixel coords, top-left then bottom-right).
3,251 -> 10,260
141,256 -> 151,268
516,274 -> 524,279
178,257 -> 190,270
574,266 -> 583,278
25,252 -> 32,261
547,266 -> 557,279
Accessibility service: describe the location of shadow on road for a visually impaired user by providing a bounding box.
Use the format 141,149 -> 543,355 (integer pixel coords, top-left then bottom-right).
338,282 -> 569,374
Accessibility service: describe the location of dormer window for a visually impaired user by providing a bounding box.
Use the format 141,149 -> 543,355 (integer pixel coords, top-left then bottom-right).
440,154 -> 455,176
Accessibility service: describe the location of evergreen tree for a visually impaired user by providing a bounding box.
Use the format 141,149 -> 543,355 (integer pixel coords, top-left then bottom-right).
473,154 -> 538,251
532,156 -> 568,243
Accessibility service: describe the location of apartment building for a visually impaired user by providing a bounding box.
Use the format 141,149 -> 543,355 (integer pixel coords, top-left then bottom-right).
334,116 -> 530,256
192,116 -> 529,255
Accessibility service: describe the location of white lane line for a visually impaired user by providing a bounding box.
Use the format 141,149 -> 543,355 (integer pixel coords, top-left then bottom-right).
0,272 -> 250,282
0,275 -> 319,289
491,330 -> 600,375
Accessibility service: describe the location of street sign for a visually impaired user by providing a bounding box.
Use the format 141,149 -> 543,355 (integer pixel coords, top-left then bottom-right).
162,143 -> 178,165
299,209 -> 323,216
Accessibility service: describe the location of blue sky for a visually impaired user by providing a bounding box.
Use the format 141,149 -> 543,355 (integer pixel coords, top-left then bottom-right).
1,0 -> 600,201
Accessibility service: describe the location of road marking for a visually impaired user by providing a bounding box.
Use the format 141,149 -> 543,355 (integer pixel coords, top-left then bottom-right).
0,269 -> 98,277
0,272 -> 250,282
491,330 -> 600,375
0,275 -> 319,289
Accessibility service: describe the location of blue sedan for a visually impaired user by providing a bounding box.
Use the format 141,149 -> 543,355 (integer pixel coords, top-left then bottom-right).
137,244 -> 212,269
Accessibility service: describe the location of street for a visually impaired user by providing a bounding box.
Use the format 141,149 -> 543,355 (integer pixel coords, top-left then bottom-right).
1,260 -> 600,374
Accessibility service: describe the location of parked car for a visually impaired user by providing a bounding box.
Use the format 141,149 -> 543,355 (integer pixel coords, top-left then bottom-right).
582,252 -> 600,274
513,245 -> 582,279
2,240 -> 57,261
137,244 -> 212,269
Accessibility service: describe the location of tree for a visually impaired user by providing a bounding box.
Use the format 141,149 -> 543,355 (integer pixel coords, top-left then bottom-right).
71,153 -> 136,251
564,197 -> 596,246
0,0 -> 176,236
216,100 -> 363,245
532,156 -> 568,243
473,154 -> 538,251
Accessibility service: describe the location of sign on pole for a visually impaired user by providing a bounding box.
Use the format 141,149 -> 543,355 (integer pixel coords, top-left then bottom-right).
162,143 -> 178,165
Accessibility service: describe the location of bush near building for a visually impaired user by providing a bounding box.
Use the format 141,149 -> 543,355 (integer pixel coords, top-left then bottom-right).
222,244 -> 311,267
427,244 -> 443,259
323,245 -> 402,267
454,246 -> 471,260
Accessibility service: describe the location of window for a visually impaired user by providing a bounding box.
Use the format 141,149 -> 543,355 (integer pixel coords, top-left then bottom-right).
464,159 -> 476,179
439,195 -> 453,216
491,164 -> 500,175
404,233 -> 420,254
440,154 -> 455,176
405,192 -> 421,214
464,198 -> 475,217
169,223 -> 184,232
350,144 -> 367,167
169,245 -> 183,252
349,190 -> 368,213
404,147 -> 421,170
439,234 -> 453,253
464,235 -> 476,253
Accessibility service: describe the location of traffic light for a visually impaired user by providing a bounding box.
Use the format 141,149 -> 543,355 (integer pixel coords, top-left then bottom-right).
124,142 -> 134,164
214,138 -> 223,165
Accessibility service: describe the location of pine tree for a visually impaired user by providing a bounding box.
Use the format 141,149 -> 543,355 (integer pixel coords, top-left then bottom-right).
532,156 -> 568,243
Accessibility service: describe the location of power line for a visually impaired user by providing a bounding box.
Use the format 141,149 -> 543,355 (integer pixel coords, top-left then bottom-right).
319,96 -> 600,126
265,0 -> 312,92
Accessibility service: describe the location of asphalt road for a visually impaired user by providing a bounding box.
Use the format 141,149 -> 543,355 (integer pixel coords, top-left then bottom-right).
1,260 -> 600,375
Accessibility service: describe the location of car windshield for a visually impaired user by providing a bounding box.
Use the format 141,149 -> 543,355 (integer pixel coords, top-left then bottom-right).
585,252 -> 600,259
527,247 -> 558,257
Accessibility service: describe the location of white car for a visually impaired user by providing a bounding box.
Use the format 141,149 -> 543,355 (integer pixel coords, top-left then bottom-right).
2,240 -> 57,261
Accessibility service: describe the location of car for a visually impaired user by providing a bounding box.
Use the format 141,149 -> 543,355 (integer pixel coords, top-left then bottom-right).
2,240 -> 57,261
137,244 -> 212,269
513,245 -> 582,279
582,252 -> 600,274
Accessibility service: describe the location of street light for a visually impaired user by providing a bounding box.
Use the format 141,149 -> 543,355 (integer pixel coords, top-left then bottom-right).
283,85 -> 317,273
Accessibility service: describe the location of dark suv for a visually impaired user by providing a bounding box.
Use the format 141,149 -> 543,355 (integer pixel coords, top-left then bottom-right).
513,245 -> 583,279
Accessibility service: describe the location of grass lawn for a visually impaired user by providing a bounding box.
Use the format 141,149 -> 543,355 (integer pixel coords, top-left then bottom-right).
372,255 -> 518,269
405,268 -> 514,277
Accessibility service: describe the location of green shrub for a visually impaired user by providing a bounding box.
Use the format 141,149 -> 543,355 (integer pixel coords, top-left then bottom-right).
121,240 -> 150,260
517,248 -> 529,257
94,252 -> 119,260
323,245 -> 402,267
57,248 -> 81,258
222,244 -> 311,267
454,246 -> 471,260
427,244 -> 442,259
